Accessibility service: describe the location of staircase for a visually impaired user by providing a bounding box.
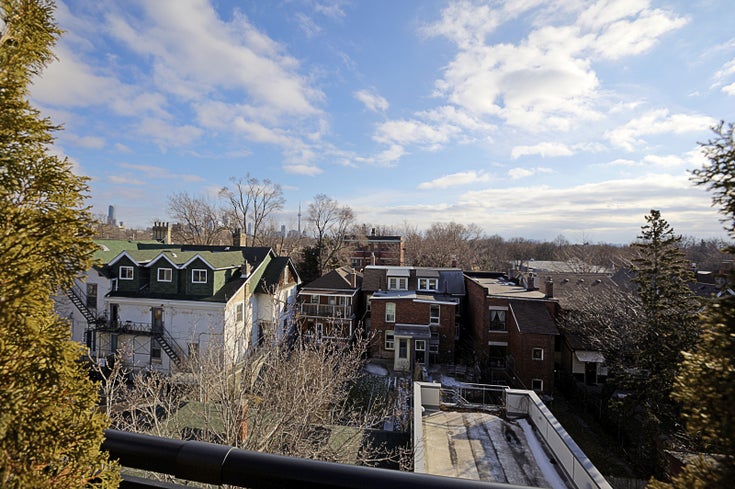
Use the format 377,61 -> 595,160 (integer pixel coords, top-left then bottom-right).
67,284 -> 104,327
154,328 -> 185,369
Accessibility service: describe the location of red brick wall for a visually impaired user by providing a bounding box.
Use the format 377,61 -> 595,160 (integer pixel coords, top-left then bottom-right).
369,298 -> 456,362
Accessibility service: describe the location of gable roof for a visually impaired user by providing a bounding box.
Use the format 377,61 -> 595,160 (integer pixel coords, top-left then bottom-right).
301,266 -> 362,291
257,256 -> 299,293
509,300 -> 558,335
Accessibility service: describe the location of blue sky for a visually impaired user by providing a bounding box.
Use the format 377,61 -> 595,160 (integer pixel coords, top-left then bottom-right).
30,0 -> 735,244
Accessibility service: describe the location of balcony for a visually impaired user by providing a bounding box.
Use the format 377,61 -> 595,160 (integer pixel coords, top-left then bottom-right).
300,303 -> 353,319
103,429 -> 523,489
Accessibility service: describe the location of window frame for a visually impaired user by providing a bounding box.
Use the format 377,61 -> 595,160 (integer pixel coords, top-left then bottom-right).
489,307 -> 507,331
236,303 -> 244,323
532,347 -> 544,361
384,330 -> 395,350
192,269 -> 208,283
429,304 -> 440,325
531,378 -> 543,391
385,302 -> 396,323
418,278 -> 438,291
119,266 -> 134,280
387,276 -> 408,290
157,267 -> 172,282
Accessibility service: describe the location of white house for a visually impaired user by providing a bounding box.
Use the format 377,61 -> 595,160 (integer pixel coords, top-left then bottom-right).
56,240 -> 300,372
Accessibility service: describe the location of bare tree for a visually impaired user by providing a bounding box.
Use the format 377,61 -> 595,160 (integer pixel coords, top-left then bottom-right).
167,192 -> 227,245
403,221 -> 483,269
220,175 -> 285,247
307,194 -> 354,275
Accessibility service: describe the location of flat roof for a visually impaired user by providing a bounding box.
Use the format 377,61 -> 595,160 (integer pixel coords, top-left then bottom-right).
422,410 -> 571,488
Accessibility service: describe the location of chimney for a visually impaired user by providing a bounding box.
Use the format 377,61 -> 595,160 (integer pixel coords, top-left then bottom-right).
371,227 -> 376,236
451,259 -> 458,268
152,221 -> 172,244
527,273 -> 536,291
233,229 -> 244,247
545,276 -> 554,298
350,268 -> 357,288
371,252 -> 376,266
241,261 -> 251,278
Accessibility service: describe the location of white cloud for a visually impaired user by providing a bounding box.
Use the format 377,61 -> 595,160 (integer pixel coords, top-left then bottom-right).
65,134 -> 106,149
723,82 -> 735,95
507,167 -> 552,179
295,12 -> 322,38
418,170 -> 492,189
118,162 -> 204,182
354,89 -> 389,112
135,117 -> 204,149
283,164 -> 323,176
374,119 -> 457,149
605,109 -> 716,150
423,0 -> 686,133
511,142 -> 573,159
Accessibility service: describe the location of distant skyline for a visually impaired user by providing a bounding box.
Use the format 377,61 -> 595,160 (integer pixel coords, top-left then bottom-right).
31,0 -> 735,244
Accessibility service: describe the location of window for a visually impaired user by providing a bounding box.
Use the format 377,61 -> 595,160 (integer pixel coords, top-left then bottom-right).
532,347 -> 544,361
385,330 -> 395,350
157,268 -> 172,282
531,379 -> 543,391
236,303 -> 244,322
489,308 -> 507,331
429,342 -> 439,354
310,295 -> 319,303
385,302 -> 396,323
150,339 -> 161,362
387,277 -> 408,290
119,266 -> 133,280
192,269 -> 207,283
418,278 -> 438,291
398,338 -> 408,359
430,304 -> 440,325
415,339 -> 426,364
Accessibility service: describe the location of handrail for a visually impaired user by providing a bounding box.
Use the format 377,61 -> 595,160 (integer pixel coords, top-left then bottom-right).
103,429 -> 535,489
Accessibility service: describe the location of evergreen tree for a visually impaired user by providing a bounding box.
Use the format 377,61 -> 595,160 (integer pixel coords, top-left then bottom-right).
631,210 -> 699,416
649,122 -> 735,488
0,1 -> 118,486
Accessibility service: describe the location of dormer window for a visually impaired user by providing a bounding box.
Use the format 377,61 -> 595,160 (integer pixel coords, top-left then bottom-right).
157,268 -> 172,282
119,266 -> 133,280
387,277 -> 408,290
192,269 -> 207,283
418,278 -> 438,291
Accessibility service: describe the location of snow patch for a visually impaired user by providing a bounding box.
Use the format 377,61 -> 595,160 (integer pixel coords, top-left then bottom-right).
517,418 -> 568,489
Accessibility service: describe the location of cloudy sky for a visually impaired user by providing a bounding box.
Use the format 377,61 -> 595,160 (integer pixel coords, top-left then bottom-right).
31,0 -> 735,243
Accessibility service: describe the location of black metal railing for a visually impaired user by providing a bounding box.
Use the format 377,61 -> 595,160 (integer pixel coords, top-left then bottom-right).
103,429 -> 536,489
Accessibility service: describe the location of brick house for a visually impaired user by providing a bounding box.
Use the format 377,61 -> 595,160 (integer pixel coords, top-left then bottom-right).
362,266 -> 465,372
297,266 -> 363,341
344,229 -> 404,269
464,272 -> 559,395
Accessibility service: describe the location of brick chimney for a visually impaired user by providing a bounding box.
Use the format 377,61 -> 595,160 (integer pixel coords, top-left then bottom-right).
527,273 -> 537,291
152,221 -> 171,244
233,229 -> 244,247
545,276 -> 554,298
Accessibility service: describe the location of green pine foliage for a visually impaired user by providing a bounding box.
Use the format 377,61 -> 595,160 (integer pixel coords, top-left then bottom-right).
632,210 -> 700,405
650,122 -> 735,488
0,0 -> 118,486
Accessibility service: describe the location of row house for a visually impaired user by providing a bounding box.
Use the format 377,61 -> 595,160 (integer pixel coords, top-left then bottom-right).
57,240 -> 300,372
362,266 -> 465,372
464,272 -> 559,395
297,266 -> 363,341
344,229 -> 404,269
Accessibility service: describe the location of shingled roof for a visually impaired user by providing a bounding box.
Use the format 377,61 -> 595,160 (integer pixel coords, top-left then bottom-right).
509,300 -> 559,335
301,266 -> 362,291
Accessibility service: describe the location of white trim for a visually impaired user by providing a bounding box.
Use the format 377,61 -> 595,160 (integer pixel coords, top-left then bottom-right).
192,269 -> 208,283
119,266 -> 134,280
157,268 -> 172,282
